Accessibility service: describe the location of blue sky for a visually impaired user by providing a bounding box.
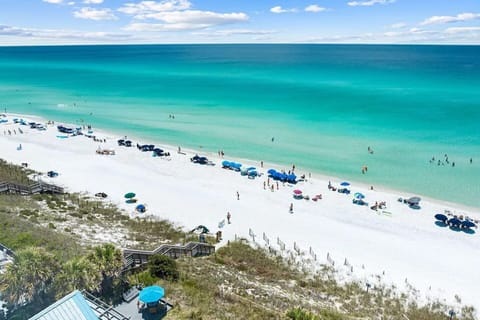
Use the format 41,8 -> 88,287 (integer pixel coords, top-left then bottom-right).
0,0 -> 479,44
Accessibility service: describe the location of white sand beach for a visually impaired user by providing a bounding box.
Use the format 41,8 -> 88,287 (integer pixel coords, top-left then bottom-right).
1,114 -> 479,311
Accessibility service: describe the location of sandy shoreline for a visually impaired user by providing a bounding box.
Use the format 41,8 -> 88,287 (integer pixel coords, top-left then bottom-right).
1,113 -> 479,312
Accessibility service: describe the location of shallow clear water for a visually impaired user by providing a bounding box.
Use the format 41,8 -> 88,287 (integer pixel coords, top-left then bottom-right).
0,44 -> 479,207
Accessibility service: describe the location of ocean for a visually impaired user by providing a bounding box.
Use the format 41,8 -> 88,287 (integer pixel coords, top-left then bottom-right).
0,44 -> 479,208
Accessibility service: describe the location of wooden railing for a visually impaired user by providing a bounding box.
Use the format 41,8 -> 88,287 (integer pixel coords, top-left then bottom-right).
0,181 -> 64,195
82,291 -> 130,320
123,242 -> 215,270
0,243 -> 15,259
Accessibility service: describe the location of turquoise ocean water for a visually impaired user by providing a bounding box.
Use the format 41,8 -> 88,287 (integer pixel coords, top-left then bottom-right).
0,44 -> 479,208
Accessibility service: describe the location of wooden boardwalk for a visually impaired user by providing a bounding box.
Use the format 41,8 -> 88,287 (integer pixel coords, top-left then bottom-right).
0,180 -> 64,195
123,242 -> 215,270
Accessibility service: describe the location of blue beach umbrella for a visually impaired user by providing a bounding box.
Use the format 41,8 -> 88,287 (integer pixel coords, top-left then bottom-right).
354,192 -> 365,199
462,220 -> 476,229
340,181 -> 350,187
287,174 -> 296,182
448,218 -> 462,226
222,160 -> 231,167
139,286 -> 165,304
267,169 -> 276,175
434,214 -> 448,222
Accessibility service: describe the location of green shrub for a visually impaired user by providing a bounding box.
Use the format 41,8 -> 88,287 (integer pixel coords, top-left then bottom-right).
287,308 -> 319,320
148,254 -> 179,281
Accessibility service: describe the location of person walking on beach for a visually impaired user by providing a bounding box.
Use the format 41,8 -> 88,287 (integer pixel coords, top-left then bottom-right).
276,181 -> 279,190
261,161 -> 263,168
236,191 -> 240,200
289,203 -> 294,214
263,181 -> 266,190
227,212 -> 231,224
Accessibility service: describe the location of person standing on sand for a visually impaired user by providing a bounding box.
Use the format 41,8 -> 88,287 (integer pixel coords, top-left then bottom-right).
236,191 -> 240,200
261,161 -> 263,168
289,203 -> 293,214
227,212 -> 231,224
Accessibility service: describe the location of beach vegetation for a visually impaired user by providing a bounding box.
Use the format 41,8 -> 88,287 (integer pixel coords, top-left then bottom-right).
0,159 -> 35,185
148,254 -> 179,281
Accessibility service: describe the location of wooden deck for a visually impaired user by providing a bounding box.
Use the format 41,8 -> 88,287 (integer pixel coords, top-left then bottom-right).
123,242 -> 215,270
0,181 -> 64,195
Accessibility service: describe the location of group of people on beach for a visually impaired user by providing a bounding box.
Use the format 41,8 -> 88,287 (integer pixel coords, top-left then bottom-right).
4,129 -> 22,135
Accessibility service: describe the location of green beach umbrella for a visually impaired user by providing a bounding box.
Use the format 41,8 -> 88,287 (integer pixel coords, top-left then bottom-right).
124,192 -> 136,199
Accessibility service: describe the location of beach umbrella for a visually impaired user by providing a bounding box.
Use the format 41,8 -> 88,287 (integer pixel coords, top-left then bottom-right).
434,214 -> 448,222
267,169 -> 276,175
287,174 -> 296,182
124,192 -> 136,199
248,170 -> 258,176
293,189 -> 302,195
354,192 -> 365,199
139,286 -> 165,304
448,218 -> 462,226
340,181 -> 350,187
462,220 -> 476,229
222,160 -> 231,167
136,204 -> 146,212
247,167 -> 256,171
407,196 -> 421,204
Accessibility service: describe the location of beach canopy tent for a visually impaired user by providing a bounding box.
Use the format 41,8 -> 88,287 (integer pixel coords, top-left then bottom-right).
124,192 -> 136,199
354,192 -> 365,199
462,220 -> 476,229
448,218 -> 462,227
434,214 -> 448,222
230,162 -> 242,170
222,160 -> 231,167
190,225 -> 210,234
136,204 -> 146,212
139,286 -> 165,304
340,181 -> 350,187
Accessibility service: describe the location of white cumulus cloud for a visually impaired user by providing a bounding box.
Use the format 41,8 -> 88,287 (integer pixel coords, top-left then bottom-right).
83,0 -> 103,3
74,7 -> 118,20
118,0 -> 192,15
305,4 -> 326,13
420,12 -> 480,26
270,6 -> 296,14
348,0 -> 395,7
43,0 -> 63,4
445,26 -> 480,34
119,1 -> 248,32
